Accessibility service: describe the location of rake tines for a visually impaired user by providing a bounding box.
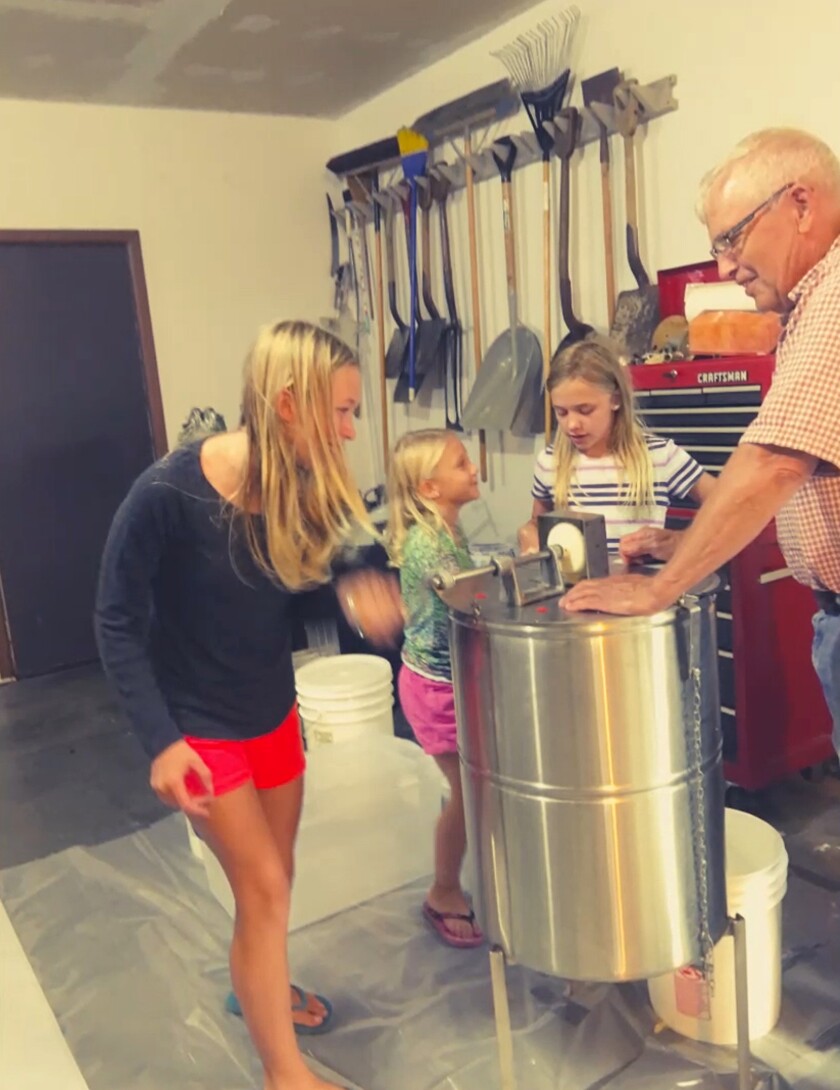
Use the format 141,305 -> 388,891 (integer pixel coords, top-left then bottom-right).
492,5 -> 581,94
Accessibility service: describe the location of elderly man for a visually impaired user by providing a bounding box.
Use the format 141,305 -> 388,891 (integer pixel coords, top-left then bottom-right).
563,127 -> 840,750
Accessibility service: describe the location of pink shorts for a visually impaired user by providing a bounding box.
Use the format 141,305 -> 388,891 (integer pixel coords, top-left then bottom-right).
183,705 -> 306,797
398,664 -> 458,756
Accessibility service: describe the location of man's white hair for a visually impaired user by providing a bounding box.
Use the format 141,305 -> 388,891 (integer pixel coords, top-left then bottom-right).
696,128 -> 840,223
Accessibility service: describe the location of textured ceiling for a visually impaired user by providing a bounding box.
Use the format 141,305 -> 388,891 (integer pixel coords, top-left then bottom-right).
0,0 -> 542,118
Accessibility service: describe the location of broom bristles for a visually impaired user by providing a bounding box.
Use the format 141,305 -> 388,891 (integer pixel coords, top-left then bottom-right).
492,5 -> 581,94
396,127 -> 429,157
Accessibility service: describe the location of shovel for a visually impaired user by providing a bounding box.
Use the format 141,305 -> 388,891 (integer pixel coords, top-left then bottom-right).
461,137 -> 542,434
554,107 -> 596,352
370,173 -> 390,472
432,169 -> 463,431
464,129 -> 488,480
412,81 -> 520,476
393,185 -> 446,403
418,177 -> 448,389
347,171 -> 390,474
394,129 -> 430,403
383,197 -> 410,380
582,67 -> 622,328
610,79 -> 660,359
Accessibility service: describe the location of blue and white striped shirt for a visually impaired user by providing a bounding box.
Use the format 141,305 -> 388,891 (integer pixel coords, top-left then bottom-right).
531,435 -> 703,553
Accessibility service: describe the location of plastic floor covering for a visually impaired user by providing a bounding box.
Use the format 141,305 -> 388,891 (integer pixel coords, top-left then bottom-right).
3,783 -> 840,1090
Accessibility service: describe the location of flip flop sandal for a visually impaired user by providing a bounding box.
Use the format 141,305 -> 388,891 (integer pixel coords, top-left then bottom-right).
225,983 -> 334,1035
422,900 -> 485,949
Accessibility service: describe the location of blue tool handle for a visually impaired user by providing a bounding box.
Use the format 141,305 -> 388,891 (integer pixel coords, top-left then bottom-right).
409,178 -> 419,401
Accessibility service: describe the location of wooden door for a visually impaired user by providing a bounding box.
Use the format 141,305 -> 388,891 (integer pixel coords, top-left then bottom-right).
0,231 -> 165,679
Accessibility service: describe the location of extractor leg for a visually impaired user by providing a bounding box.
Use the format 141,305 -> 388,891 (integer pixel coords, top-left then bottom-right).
489,945 -> 517,1090
731,914 -> 753,1090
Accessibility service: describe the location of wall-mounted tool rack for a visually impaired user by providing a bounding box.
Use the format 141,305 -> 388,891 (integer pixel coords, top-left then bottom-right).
340,75 -> 678,216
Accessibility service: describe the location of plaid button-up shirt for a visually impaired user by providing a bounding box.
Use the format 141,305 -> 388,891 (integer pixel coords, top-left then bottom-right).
741,236 -> 840,592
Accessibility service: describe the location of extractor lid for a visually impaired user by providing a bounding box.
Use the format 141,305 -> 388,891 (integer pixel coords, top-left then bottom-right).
432,555 -> 720,630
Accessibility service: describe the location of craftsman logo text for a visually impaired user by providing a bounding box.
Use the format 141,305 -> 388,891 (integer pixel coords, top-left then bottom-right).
697,370 -> 748,384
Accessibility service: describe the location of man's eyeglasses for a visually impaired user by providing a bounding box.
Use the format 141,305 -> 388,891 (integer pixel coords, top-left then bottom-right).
709,183 -> 793,259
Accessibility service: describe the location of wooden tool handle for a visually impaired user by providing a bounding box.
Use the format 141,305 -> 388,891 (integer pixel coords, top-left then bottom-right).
543,160 -> 553,444
501,181 -> 517,297
465,130 -> 487,483
600,143 -> 617,328
372,178 -> 389,475
623,133 -> 650,289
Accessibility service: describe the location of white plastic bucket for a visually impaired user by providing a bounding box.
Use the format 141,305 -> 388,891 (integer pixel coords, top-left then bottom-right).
295,653 -> 395,747
298,690 -> 393,723
295,653 -> 391,701
300,704 -> 394,747
296,680 -> 392,713
648,808 -> 788,1044
299,696 -> 392,723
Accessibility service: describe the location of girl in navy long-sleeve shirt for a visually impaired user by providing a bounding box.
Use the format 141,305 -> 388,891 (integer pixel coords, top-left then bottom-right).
96,320 -> 402,1090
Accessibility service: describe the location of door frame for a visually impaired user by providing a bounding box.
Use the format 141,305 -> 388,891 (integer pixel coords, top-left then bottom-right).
0,229 -> 166,680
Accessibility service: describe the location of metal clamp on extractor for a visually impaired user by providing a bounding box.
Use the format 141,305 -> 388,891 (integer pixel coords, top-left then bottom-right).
430,551 -> 566,608
431,512 -> 608,610
495,550 -> 567,607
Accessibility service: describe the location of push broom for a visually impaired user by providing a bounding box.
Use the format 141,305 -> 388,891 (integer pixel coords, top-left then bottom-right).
492,5 -> 581,442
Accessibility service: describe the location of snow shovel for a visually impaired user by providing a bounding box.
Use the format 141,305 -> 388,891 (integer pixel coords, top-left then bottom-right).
383,197 -> 410,380
461,137 -> 542,434
610,79 -> 660,359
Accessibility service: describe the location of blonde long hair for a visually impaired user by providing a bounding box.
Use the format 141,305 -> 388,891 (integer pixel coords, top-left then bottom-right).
386,429 -> 451,566
548,341 -> 654,510
237,320 -> 370,590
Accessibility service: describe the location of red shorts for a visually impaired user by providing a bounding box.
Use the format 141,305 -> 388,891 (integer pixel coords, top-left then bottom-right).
183,705 -> 306,797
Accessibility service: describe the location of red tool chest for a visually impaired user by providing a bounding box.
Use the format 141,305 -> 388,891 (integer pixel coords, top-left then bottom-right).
629,263 -> 834,792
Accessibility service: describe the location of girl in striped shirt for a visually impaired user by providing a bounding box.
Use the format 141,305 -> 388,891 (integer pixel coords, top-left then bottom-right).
518,342 -> 715,558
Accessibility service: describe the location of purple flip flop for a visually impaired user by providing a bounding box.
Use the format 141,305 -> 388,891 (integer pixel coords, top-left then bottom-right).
422,900 -> 485,949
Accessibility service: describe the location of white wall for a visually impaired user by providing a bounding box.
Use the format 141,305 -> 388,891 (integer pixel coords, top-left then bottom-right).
336,0 -> 840,543
0,97 -> 336,441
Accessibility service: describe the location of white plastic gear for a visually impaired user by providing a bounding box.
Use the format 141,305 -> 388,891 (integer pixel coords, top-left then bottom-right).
546,522 -> 587,579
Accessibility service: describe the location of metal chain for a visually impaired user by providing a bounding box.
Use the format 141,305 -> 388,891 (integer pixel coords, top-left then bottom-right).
684,601 -> 716,1003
